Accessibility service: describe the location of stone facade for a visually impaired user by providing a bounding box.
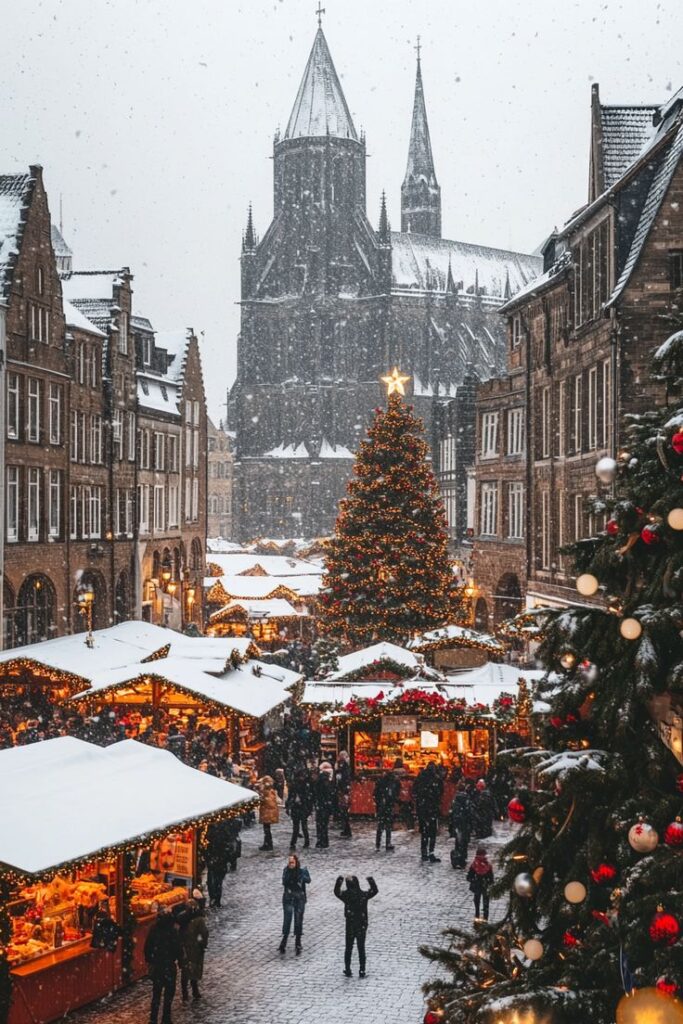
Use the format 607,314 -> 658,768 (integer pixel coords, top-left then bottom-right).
207,419 -> 234,542
228,27 -> 540,540
471,85 -> 683,618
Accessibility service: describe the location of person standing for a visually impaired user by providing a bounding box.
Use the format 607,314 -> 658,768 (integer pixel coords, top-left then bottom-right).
414,761 -> 444,863
286,767 -> 313,851
258,775 -> 280,851
467,846 -> 494,922
180,894 -> 209,1002
334,875 -> 378,978
314,762 -> 334,849
472,779 -> 495,840
205,820 -> 230,907
144,909 -> 183,1024
335,750 -> 353,839
373,767 -> 400,851
279,853 -> 311,955
448,783 -> 473,868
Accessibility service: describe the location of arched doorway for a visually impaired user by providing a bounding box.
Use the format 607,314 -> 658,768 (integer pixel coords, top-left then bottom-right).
73,571 -> 108,633
494,573 -> 522,627
474,597 -> 490,633
115,571 -> 130,624
191,538 -> 203,573
3,581 -> 15,649
16,575 -> 57,646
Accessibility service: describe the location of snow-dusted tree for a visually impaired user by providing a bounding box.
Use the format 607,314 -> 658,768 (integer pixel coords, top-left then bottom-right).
318,392 -> 458,648
422,377 -> 683,1022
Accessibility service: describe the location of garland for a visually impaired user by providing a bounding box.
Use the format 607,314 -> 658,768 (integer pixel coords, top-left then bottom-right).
326,688 -> 517,730
334,657 -> 417,683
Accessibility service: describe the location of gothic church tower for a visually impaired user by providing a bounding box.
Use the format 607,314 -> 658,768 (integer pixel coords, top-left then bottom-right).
401,51 -> 441,237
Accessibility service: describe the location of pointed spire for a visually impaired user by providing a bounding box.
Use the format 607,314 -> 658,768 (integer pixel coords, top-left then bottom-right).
401,44 -> 441,237
284,28 -> 358,141
446,256 -> 457,295
243,204 -> 256,252
504,266 -> 512,300
378,191 -> 390,243
474,268 -> 480,296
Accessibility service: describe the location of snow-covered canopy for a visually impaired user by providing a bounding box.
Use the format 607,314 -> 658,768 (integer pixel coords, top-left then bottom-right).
208,598 -> 303,623
204,574 -> 321,600
0,738 -> 256,876
72,657 -> 300,719
408,624 -> 505,655
327,641 -> 442,681
205,553 -> 321,578
440,662 -> 544,706
301,679 -> 441,707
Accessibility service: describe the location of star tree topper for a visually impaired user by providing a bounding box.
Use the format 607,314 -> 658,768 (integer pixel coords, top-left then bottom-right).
381,367 -> 411,396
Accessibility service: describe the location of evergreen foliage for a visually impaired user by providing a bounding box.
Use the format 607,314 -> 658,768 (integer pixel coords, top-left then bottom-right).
421,402 -> 683,1023
319,393 -> 457,647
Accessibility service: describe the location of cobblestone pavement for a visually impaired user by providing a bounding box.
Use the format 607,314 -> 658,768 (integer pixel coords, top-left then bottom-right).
77,817 -> 514,1024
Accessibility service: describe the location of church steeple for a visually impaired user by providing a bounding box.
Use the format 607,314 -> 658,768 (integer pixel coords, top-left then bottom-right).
284,27 -> 358,141
401,42 -> 441,238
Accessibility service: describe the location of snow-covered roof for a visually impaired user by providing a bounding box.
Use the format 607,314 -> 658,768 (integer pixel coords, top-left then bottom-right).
600,104 -> 659,190
154,328 -> 192,383
440,662 -> 544,706
0,738 -> 256,875
391,232 -> 541,298
137,372 -> 181,417
63,297 -> 106,337
408,624 -> 505,654
50,222 -> 72,260
263,442 -> 309,459
0,172 -> 33,300
284,27 -> 358,142
76,657 -> 299,719
319,438 -> 354,459
207,539 -> 247,554
209,598 -> 303,621
327,642 -> 435,681
205,574 -> 321,600
206,553 -> 322,578
301,680 -> 439,706
62,271 -> 123,302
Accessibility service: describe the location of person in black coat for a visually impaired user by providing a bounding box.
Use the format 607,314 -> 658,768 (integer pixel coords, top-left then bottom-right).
413,762 -> 444,863
472,780 -> 495,839
335,751 -> 353,839
314,763 -> 334,848
448,784 -> 473,868
205,820 -> 233,907
334,875 -> 378,978
286,768 -> 314,851
373,768 -> 400,851
144,910 -> 184,1024
279,854 -> 311,954
466,846 -> 494,921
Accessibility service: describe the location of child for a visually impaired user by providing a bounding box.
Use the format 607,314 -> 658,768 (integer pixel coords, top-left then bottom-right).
466,846 -> 494,922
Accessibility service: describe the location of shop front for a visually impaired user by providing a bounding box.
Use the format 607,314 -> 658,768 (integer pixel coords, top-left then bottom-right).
0,737 -> 257,1024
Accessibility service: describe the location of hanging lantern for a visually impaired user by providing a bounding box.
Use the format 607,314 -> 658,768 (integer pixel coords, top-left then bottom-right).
667,508 -> 683,530
576,573 -> 599,597
664,818 -> 683,847
522,938 -> 544,961
564,881 -> 587,904
620,618 -> 642,640
628,820 -> 659,853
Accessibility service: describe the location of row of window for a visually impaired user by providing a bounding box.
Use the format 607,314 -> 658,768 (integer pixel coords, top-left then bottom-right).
209,496 -> 232,515
537,492 -> 608,571
137,477 -> 199,534
479,481 -> 525,540
6,467 -> 61,542
139,430 -> 180,472
540,359 -> 612,458
7,375 -> 63,445
480,407 -> 525,458
210,461 -> 232,479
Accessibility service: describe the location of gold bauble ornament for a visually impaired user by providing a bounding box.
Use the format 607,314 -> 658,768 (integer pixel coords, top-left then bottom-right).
667,508 -> 683,531
620,617 -> 642,640
576,573 -> 600,597
564,881 -> 587,904
616,987 -> 683,1024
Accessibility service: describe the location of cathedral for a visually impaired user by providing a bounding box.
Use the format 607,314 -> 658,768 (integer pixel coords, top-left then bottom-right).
228,24 -> 541,540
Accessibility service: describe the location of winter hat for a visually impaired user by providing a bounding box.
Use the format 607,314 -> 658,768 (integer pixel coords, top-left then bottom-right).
476,779 -> 486,791
319,761 -> 333,774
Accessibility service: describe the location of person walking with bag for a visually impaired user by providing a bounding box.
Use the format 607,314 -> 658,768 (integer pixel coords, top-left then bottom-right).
414,761 -> 444,863
466,846 -> 494,922
258,775 -> 279,851
180,892 -> 209,1002
144,909 -> 183,1024
279,853 -> 311,955
334,875 -> 378,978
373,767 -> 399,851
448,783 -> 473,868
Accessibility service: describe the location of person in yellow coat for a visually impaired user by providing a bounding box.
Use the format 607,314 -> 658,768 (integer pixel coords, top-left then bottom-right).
258,775 -> 280,851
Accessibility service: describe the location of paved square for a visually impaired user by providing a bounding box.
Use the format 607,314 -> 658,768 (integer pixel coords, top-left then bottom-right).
75,818 -> 512,1024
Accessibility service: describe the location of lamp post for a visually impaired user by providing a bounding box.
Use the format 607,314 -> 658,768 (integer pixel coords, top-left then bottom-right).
78,584 -> 95,648
462,577 -> 480,628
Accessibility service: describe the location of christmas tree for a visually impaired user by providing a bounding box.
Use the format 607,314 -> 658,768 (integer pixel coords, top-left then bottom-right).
421,393 -> 683,1022
319,370 -> 458,648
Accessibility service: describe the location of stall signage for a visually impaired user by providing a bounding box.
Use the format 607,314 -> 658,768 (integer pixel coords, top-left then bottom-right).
422,720 -> 455,732
381,715 -> 417,735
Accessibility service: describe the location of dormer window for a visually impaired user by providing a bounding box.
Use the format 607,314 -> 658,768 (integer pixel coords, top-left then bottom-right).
142,334 -> 152,366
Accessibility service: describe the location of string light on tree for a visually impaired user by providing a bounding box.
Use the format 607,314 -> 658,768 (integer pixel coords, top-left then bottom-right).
576,573 -> 600,597
667,508 -> 683,530
620,618 -> 642,640
564,881 -> 587,904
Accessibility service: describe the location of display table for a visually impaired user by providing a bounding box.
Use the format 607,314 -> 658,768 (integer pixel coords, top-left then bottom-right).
349,777 -> 457,816
11,942 -> 121,1024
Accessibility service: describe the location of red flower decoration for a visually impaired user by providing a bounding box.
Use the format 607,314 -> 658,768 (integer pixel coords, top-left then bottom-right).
589,863 -> 617,885
507,797 -> 526,823
664,818 -> 683,847
649,910 -> 680,945
606,518 -> 619,536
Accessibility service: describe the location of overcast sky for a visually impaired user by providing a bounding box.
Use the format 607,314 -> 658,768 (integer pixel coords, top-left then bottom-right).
1,0 -> 681,422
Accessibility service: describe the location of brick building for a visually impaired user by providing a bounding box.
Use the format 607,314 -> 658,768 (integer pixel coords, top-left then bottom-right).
0,165 -> 208,647
228,26 -> 540,539
207,418 -> 234,542
471,85 -> 683,622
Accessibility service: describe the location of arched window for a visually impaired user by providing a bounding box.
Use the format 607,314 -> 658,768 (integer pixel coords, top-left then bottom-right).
474,597 -> 490,633
216,463 -> 224,479
210,497 -> 219,514
73,571 -> 108,633
16,575 -> 56,646
191,538 -> 203,572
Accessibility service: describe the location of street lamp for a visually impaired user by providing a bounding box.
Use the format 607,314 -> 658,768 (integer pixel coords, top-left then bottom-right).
78,584 -> 95,648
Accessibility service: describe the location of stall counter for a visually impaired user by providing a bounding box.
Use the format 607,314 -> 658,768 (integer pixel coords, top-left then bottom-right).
10,942 -> 121,1024
349,776 -> 457,816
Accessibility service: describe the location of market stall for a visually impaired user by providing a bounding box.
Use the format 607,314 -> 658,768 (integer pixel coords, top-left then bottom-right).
408,623 -> 506,669
0,737 -> 257,1024
206,597 -> 311,647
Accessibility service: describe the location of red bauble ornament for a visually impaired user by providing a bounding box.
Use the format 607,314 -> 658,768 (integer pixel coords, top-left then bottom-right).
562,929 -> 580,948
640,524 -> 661,546
606,518 -> 619,536
590,863 -> 617,885
507,797 -> 527,823
656,976 -> 679,996
649,909 -> 680,945
664,818 -> 683,847
671,430 -> 683,455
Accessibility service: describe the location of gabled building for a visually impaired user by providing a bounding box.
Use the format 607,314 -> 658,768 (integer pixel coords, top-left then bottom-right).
471,84 -> 683,625
207,418 -> 234,542
228,26 -> 541,539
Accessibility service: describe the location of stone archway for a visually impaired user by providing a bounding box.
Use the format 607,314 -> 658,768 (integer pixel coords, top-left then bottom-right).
474,597 -> 490,633
73,570 -> 108,633
16,574 -> 57,646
